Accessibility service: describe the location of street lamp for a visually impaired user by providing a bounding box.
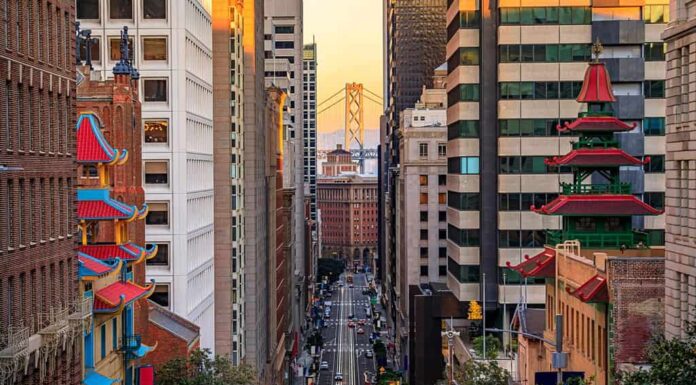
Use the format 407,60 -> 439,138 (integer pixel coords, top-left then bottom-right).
441,317 -> 461,385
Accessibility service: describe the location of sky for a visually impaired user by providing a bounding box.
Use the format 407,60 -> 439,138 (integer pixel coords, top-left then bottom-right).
304,0 -> 384,145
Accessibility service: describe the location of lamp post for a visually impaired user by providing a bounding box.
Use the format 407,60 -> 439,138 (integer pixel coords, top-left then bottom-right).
441,318 -> 461,385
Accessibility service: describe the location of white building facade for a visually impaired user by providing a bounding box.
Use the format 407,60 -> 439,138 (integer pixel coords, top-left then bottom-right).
76,0 -> 216,351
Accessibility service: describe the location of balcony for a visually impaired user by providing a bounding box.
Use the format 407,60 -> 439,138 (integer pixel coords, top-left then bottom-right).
561,183 -> 632,195
571,137 -> 619,150
0,326 -> 30,382
546,229 -> 648,248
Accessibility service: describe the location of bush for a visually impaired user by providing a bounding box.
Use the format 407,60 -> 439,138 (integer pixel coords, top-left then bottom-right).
472,335 -> 501,360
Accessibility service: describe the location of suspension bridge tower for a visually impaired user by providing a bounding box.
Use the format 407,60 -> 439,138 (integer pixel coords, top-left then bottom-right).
344,82 -> 366,173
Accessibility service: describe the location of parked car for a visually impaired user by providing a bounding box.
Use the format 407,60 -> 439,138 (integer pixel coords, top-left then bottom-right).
320,361 -> 329,370
334,373 -> 343,383
358,319 -> 366,326
348,321 -> 355,328
365,350 -> 374,358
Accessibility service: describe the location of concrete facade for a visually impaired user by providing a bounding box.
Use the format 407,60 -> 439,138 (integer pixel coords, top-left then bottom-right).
662,0 -> 696,338
77,0 -> 217,351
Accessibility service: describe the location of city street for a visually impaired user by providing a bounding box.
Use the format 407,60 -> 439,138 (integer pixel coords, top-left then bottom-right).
316,273 -> 377,385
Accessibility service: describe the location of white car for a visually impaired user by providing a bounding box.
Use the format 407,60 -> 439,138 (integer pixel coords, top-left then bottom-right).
334,373 -> 343,383
365,349 -> 374,358
320,361 -> 329,370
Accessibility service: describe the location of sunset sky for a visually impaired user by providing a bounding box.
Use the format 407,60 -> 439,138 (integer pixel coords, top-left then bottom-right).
304,0 -> 384,138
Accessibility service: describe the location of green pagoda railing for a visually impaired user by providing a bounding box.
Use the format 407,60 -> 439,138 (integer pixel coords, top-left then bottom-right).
546,230 -> 648,248
571,138 -> 619,149
561,183 -> 632,195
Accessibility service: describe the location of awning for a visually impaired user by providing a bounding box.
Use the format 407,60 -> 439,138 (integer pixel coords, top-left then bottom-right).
83,371 -> 119,385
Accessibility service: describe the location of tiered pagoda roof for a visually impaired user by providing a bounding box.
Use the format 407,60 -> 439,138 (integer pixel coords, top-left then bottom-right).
93,280 -> 155,314
531,195 -> 663,216
566,274 -> 608,303
557,116 -> 636,133
79,243 -> 158,265
576,62 -> 616,103
77,188 -> 148,221
78,254 -> 122,279
77,113 -> 128,165
545,148 -> 646,167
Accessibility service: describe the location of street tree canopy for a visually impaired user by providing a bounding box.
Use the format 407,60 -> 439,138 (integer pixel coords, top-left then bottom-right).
453,360 -> 510,385
157,349 -> 257,385
472,335 -> 501,360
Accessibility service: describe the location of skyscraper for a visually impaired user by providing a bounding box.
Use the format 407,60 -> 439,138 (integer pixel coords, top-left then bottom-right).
76,0 -> 216,351
303,42 -> 318,221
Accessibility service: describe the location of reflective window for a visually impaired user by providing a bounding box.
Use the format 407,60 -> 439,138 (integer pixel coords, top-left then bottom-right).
143,79 -> 168,102
77,0 -> 100,19
109,0 -> 133,19
144,120 -> 168,143
143,37 -> 167,60
143,0 -> 166,19
109,37 -> 134,61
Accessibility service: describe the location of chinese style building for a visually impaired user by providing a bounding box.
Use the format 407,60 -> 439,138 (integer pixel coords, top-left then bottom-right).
510,49 -> 665,385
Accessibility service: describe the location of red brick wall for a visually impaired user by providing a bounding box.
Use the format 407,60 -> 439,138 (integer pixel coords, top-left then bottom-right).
140,322 -> 196,371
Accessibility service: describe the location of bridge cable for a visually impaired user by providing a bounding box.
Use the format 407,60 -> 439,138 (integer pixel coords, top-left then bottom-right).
317,96 -> 345,115
317,88 -> 345,107
363,88 -> 383,101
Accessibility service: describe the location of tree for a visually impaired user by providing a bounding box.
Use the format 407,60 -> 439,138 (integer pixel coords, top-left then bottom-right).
453,360 -> 510,385
157,349 -> 258,385
472,335 -> 501,360
618,320 -> 696,385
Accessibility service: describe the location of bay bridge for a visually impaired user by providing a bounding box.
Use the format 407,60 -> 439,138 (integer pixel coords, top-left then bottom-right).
317,82 -> 383,172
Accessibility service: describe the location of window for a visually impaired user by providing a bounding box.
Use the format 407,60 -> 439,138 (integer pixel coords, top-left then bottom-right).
499,119 -> 573,137
438,175 -> 446,186
420,230 -> 428,240
500,44 -> 590,63
275,25 -> 294,34
275,41 -> 294,49
439,229 -> 447,240
144,161 -> 168,185
447,225 -> 480,247
499,230 -> 545,248
109,0 -> 133,19
100,324 -> 106,359
143,0 -> 166,19
79,37 -> 101,63
447,258 -> 480,283
146,202 -> 169,225
644,42 -> 666,61
143,38 -> 167,60
147,243 -> 169,266
419,175 -> 428,186
420,193 -> 428,204
420,266 -> 429,277
439,265 -> 447,276
112,318 -> 117,350
438,143 -> 447,157
643,192 -> 664,210
144,120 -> 168,143
420,247 -> 428,258
447,157 -> 479,175
448,192 -> 480,211
151,284 -> 169,308
420,211 -> 428,222
448,47 -> 479,70
438,193 -> 446,204
500,81 -> 582,100
77,0 -> 100,19
499,156 -> 569,174
109,37 -> 134,60
643,117 -> 665,135
419,143 -> 428,157
644,5 -> 669,24
644,155 -> 665,173
500,6 -> 590,25
143,79 -> 168,102
644,80 -> 665,98
439,247 -> 447,259
499,193 -> 558,211
447,11 -> 481,40
448,120 -> 479,139
439,211 -> 447,222
448,84 -> 480,105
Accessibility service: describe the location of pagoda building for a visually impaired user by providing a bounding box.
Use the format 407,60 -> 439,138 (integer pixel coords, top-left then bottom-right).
508,44 -> 665,385
76,111 -> 157,385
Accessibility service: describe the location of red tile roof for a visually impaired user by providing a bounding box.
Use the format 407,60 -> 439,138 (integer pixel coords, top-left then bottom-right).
506,247 -> 556,278
531,195 -> 663,216
78,243 -> 156,263
78,254 -> 116,275
545,148 -> 645,167
76,113 -> 127,164
567,274 -> 608,303
78,201 -> 134,220
557,116 -> 636,133
577,62 -> 616,103
93,281 -> 154,312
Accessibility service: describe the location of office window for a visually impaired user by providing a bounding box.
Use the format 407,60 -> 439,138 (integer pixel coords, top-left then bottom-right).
439,265 -> 447,276
143,38 -> 167,60
439,229 -> 447,240
448,47 -> 479,70
499,230 -> 545,248
420,211 -> 428,222
144,161 -> 168,185
644,42 -> 666,61
438,175 -> 446,186
500,7 -> 590,25
420,266 -> 429,277
500,81 -> 582,100
275,41 -> 294,49
499,119 -> 572,137
499,193 -> 558,211
439,211 -> 447,222
447,225 -> 479,247
420,247 -> 428,258
448,192 -> 480,211
77,0 -> 100,20
438,143 -> 447,157
420,230 -> 428,240
499,156 -> 569,174
644,155 -> 665,173
79,37 -> 101,63
500,44 -> 590,63
643,117 -> 665,135
438,193 -> 446,204
144,120 -> 168,143
447,11 -> 481,40
420,193 -> 428,204
100,324 -> 106,359
448,120 -> 479,139
643,192 -> 664,210
143,0 -> 166,19
419,175 -> 428,186
644,80 -> 665,98
644,5 -> 669,24
419,143 -> 428,157
109,37 -> 134,61
448,84 -> 480,105
447,258 -> 480,283
151,285 -> 169,307
275,25 -> 294,34
109,0 -> 133,19
143,79 -> 168,102
439,247 -> 447,259
146,202 -> 169,225
447,157 -> 479,175
147,243 -> 169,266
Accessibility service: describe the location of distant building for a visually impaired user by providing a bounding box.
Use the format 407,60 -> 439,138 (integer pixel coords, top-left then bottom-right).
317,174 -> 378,267
662,1 -> 696,338
303,42 -> 318,221
322,144 -> 358,176
141,301 -> 200,371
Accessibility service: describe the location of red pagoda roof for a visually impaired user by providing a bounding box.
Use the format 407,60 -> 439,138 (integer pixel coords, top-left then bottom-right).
567,274 -> 608,303
77,112 -> 128,165
77,189 -> 148,221
79,243 -> 158,265
531,195 -> 663,216
506,247 -> 556,278
78,253 -> 122,278
545,148 -> 647,167
577,62 -> 615,103
93,280 -> 155,313
557,116 -> 636,133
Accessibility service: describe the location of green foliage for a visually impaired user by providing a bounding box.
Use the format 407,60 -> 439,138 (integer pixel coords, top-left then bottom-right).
318,258 -> 345,283
472,335 -> 501,360
157,349 -> 257,385
453,360 -> 510,385
566,376 -> 594,385
618,321 -> 696,385
305,330 -> 324,351
377,368 -> 401,385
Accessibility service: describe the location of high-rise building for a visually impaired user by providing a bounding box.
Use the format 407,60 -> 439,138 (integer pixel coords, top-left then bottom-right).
303,42 -> 318,221
0,1 -> 80,384
445,0 -> 666,316
76,0 -> 216,351
663,0 -> 696,339
212,0 -> 247,364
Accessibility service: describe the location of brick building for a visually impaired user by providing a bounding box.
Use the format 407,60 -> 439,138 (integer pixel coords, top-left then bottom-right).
317,174 -> 378,267
321,144 -> 357,176
139,301 -> 200,371
0,1 -> 80,384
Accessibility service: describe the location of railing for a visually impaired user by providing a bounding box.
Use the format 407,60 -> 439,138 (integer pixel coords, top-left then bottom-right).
547,230 -> 648,248
571,138 -> 618,149
561,183 -> 632,195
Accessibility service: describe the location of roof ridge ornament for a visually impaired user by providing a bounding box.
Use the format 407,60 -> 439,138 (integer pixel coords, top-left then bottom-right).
592,38 -> 603,63
113,26 -> 133,76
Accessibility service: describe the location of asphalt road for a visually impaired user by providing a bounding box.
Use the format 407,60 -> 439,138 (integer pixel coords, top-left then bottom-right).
316,273 -> 376,385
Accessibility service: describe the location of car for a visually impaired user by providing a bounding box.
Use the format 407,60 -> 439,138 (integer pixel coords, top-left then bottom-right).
349,284 -> 354,288
324,313 -> 330,319
324,301 -> 333,307
337,282 -> 344,287
365,350 -> 374,358
357,327 -> 365,334
320,361 -> 329,370
334,373 -> 343,382
358,319 -> 366,326
348,321 -> 355,328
